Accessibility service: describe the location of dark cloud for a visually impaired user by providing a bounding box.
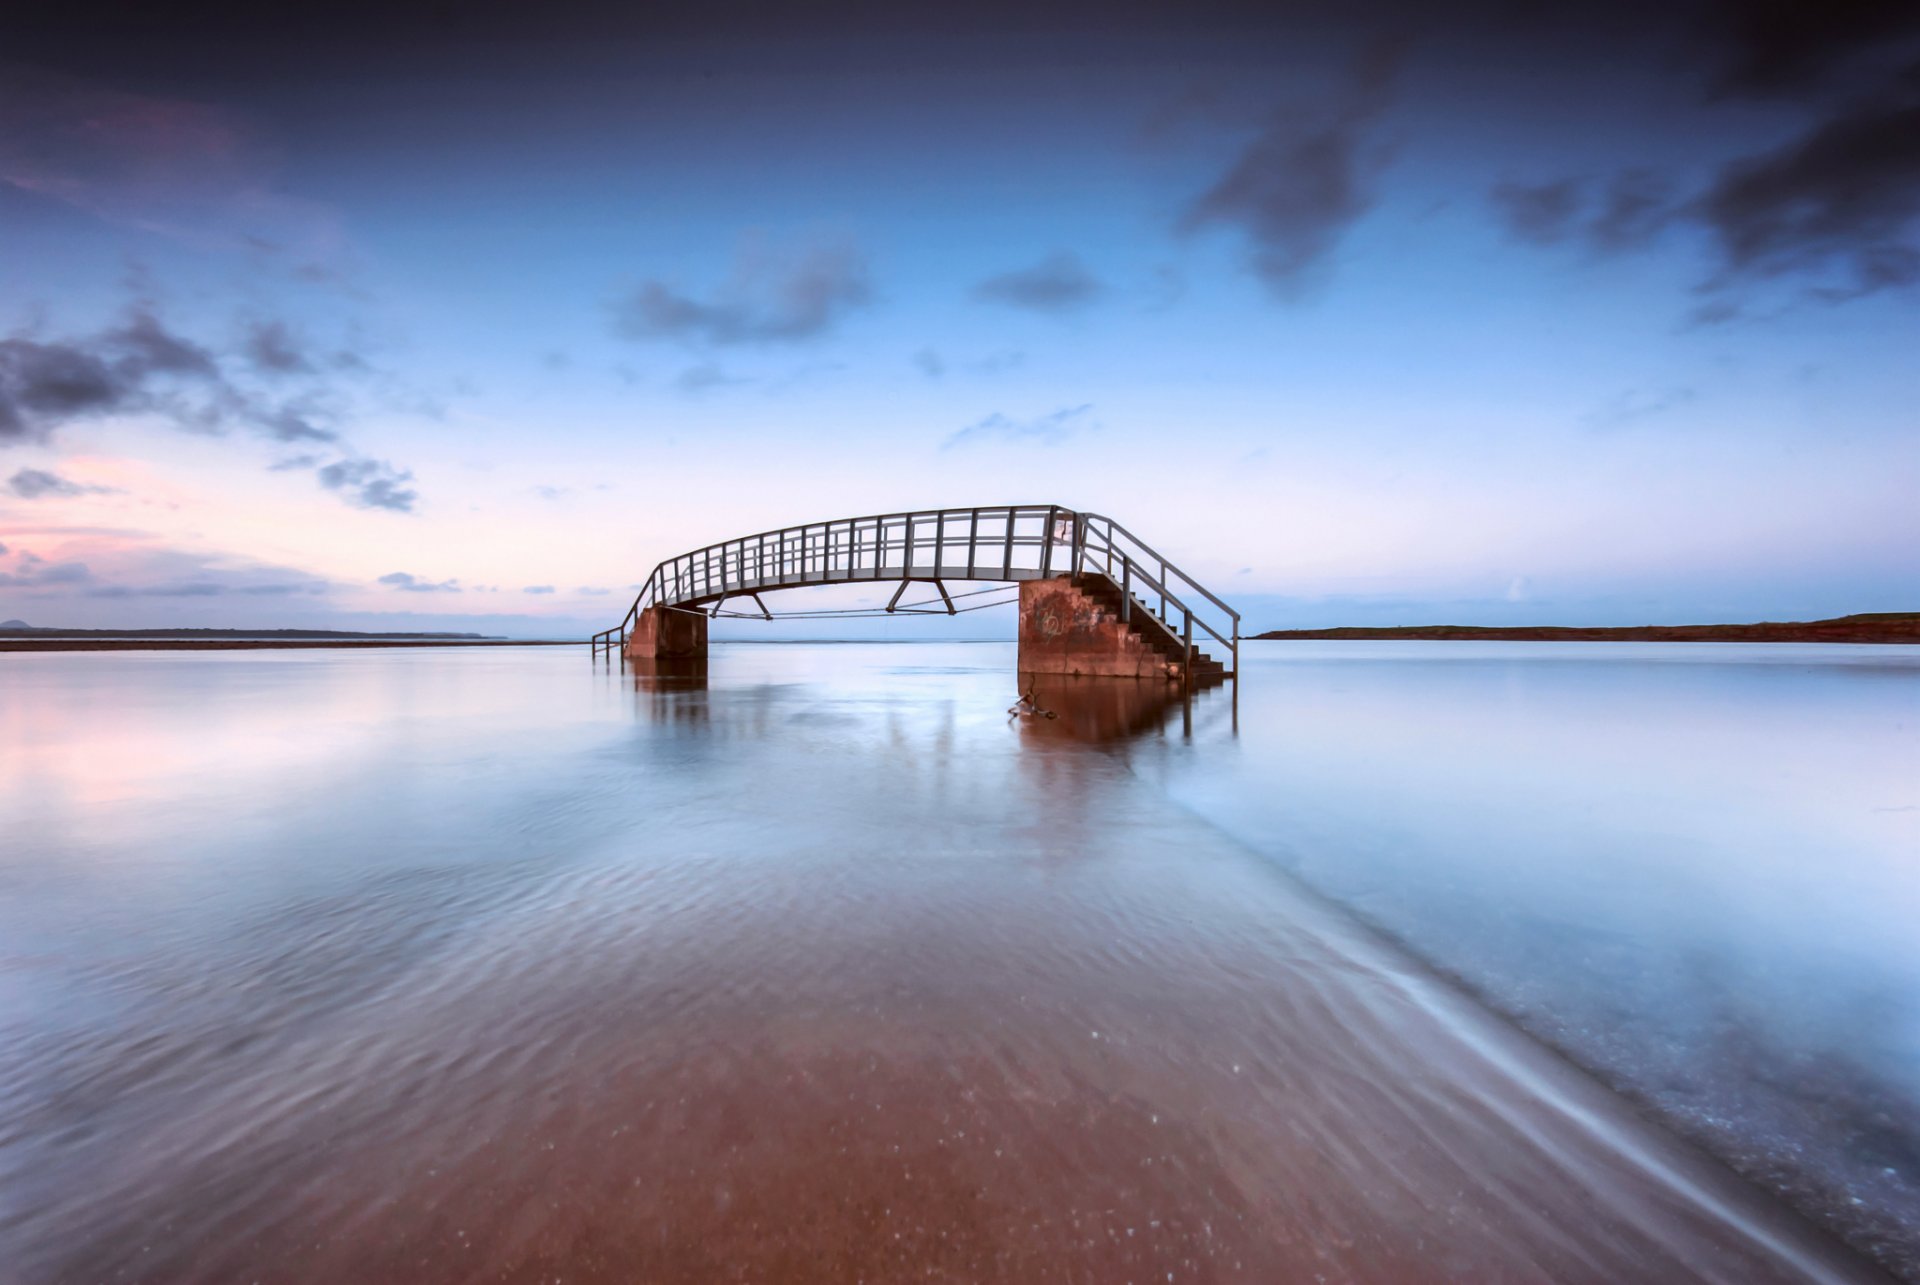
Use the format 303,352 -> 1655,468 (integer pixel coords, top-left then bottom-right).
973,251 -> 1104,312
1491,179 -> 1583,246
378,570 -> 458,592
1590,169 -> 1679,252
1181,39 -> 1403,295
523,585 -> 555,594
245,398 -> 338,442
1699,0 -> 1920,100
944,403 -> 1095,449
1695,89 -> 1920,298
244,319 -> 313,374
0,339 -> 127,442
1492,170 -> 1679,253
108,308 -> 219,378
7,467 -> 120,499
318,458 -> 417,512
267,452 -> 323,471
0,305 -> 342,445
613,240 -> 871,345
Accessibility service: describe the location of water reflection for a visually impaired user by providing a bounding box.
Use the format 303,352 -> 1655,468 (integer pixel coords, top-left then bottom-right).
0,643 -> 1901,1284
1011,673 -> 1183,742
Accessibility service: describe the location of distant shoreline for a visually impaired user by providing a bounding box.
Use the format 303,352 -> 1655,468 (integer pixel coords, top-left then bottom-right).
1252,612 -> 1919,645
1,639 -> 583,653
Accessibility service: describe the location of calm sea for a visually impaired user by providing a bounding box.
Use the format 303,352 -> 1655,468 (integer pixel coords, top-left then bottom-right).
1,641 -> 1914,1282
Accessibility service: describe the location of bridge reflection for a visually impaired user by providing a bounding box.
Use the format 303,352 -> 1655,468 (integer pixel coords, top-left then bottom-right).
614,655 -> 1231,742
1014,674 -> 1225,743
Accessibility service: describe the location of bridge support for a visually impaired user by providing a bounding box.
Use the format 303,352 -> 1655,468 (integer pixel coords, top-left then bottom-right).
624,604 -> 708,663
1017,575 -> 1186,681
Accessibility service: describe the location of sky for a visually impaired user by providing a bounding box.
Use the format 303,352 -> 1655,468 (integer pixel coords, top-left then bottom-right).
1,0 -> 1916,637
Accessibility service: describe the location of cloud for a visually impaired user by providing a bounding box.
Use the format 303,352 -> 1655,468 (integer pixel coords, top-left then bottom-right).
913,348 -> 945,378
1698,0 -> 1920,100
1590,169 -> 1678,252
523,585 -> 555,594
613,238 -> 871,345
0,558 -> 91,587
575,586 -> 611,596
1583,386 -> 1698,429
0,304 -> 347,446
0,65 -> 340,255
84,580 -> 325,598
944,403 -> 1096,449
0,530 -> 329,598
1492,170 -> 1679,253
1181,39 -> 1403,295
378,571 -> 459,592
0,540 -> 8,555
973,251 -> 1104,312
1491,179 -> 1583,245
318,458 -> 417,512
7,467 -> 120,499
673,363 -> 752,393
1694,89 -> 1920,299
243,319 -> 313,374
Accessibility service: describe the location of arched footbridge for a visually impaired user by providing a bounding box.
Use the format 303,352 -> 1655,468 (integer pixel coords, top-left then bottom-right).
591,504 -> 1239,683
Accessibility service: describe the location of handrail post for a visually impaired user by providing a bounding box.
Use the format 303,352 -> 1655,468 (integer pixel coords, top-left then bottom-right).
1071,512 -> 1085,579
1040,505 -> 1057,578
1183,609 -> 1193,695
1120,558 -> 1131,623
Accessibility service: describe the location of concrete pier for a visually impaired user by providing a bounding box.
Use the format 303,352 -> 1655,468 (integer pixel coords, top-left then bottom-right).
1017,575 -> 1187,680
624,604 -> 707,662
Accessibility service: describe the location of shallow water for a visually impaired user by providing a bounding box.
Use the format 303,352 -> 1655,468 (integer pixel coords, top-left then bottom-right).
0,642 -> 1911,1282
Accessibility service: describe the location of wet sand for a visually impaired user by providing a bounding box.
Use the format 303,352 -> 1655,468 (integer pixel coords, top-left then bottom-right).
0,655 -> 1891,1283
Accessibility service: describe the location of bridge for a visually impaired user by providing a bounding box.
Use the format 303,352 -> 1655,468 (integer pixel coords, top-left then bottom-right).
591,504 -> 1239,685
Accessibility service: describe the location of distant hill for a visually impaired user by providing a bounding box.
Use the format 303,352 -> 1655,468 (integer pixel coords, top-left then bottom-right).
0,626 -> 495,640
1252,613 -> 1920,644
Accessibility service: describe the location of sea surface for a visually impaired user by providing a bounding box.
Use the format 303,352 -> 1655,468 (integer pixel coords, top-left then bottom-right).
0,641 -> 1914,1283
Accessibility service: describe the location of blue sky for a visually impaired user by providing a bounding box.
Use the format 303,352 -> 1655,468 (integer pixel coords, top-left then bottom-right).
2,2 -> 1916,636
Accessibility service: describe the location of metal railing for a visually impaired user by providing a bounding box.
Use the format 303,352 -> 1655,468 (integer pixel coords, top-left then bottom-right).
592,503 -> 1239,677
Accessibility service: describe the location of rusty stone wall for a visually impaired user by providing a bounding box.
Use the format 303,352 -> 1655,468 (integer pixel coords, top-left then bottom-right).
1017,576 -> 1184,680
624,604 -> 708,661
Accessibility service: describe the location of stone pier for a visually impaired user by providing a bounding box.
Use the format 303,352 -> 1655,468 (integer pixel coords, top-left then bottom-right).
624,604 -> 708,662
1016,575 -> 1186,681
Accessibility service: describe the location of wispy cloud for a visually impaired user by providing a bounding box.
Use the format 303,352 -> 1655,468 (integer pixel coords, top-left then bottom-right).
973,251 -> 1103,312
1583,386 -> 1698,430
613,237 -> 871,345
378,571 -> 458,592
7,467 -> 121,499
319,459 -> 417,512
1181,39 -> 1404,295
944,403 -> 1096,450
0,65 -> 342,257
